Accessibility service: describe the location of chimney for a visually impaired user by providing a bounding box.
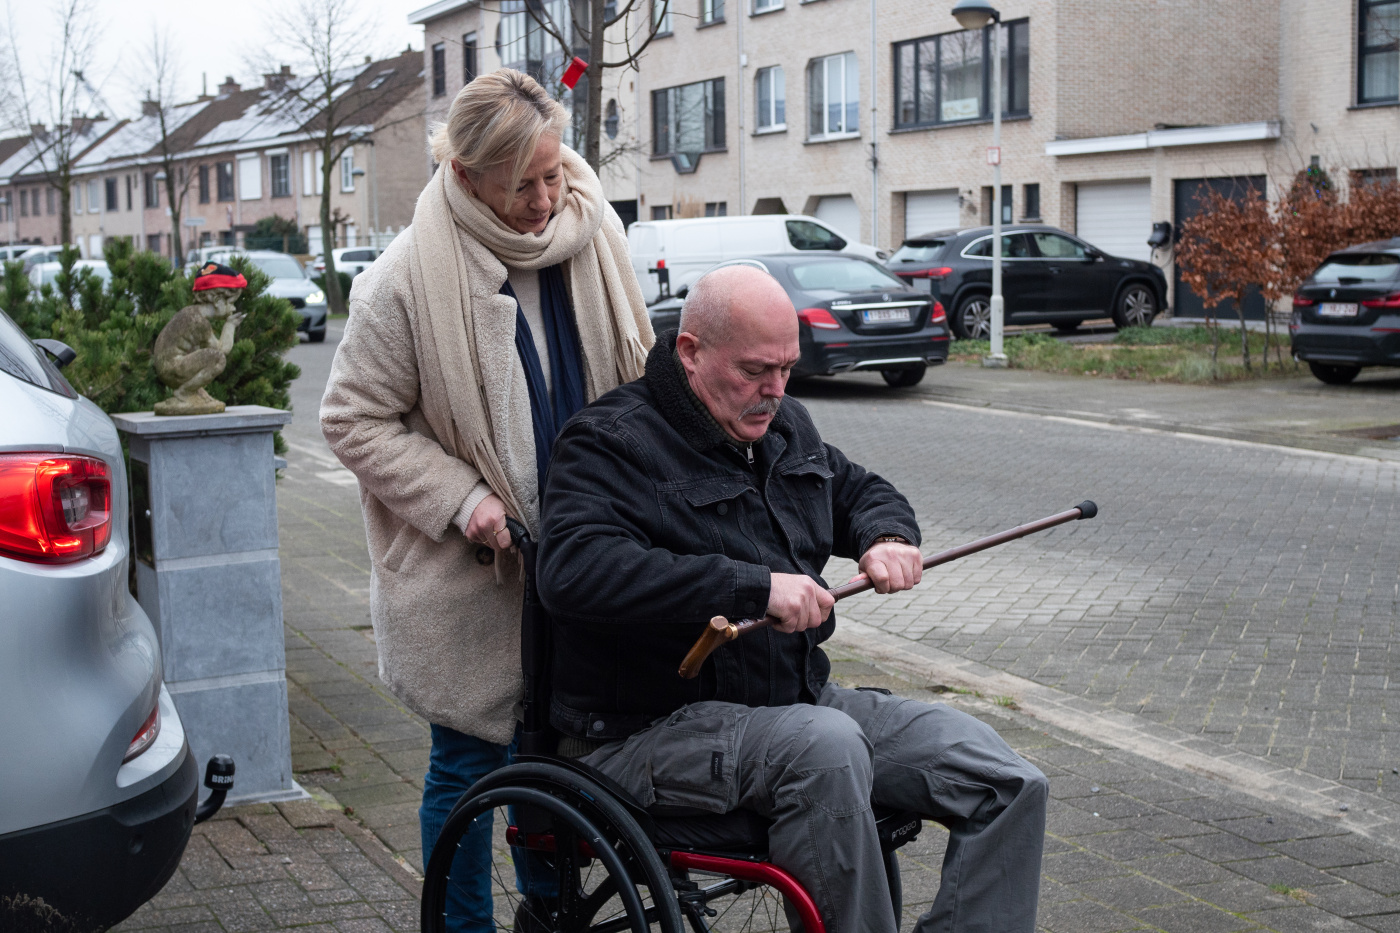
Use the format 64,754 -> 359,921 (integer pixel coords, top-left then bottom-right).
29,123 -> 46,140
142,98 -> 160,118
263,64 -> 294,91
218,76 -> 241,95
71,116 -> 95,136
364,55 -> 372,65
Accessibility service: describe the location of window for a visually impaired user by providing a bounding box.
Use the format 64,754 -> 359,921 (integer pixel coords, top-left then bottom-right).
652,78 -> 725,171
303,150 -> 325,195
105,177 -> 118,212
341,151 -> 356,192
653,0 -> 672,34
45,188 -> 54,215
143,172 -> 157,208
701,0 -> 723,24
464,32 -> 478,83
198,164 -> 209,203
893,19 -> 1028,129
1360,0 -> 1400,103
432,42 -> 446,97
220,230 -> 235,246
238,155 -> 261,200
87,179 -> 101,213
216,161 -> 235,201
1032,232 -> 1086,259
786,219 -> 845,250
705,201 -> 727,216
651,205 -> 672,219
808,52 -> 858,139
146,233 -> 162,255
1352,167 -> 1398,187
270,153 -> 290,197
19,189 -> 27,217
125,175 -> 132,210
1022,182 -> 1040,220
964,232 -> 1033,258
73,185 -> 81,214
755,65 -> 785,130
605,99 -> 620,138
753,0 -> 781,13
982,184 -> 1011,223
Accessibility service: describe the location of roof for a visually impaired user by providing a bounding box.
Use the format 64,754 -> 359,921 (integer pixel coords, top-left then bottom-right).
2,119 -> 123,183
408,0 -> 476,24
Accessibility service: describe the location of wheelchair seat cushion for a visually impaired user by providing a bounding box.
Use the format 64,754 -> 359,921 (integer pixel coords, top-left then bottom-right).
649,808 -> 772,855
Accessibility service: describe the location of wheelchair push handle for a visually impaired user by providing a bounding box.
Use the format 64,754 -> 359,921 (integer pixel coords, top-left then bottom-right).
503,516 -> 530,549
678,500 -> 1098,679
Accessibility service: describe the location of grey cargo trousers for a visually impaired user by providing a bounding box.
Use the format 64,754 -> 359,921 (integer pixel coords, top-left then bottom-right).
581,683 -> 1047,933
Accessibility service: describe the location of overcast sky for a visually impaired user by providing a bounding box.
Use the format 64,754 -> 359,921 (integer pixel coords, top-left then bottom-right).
7,0 -> 428,121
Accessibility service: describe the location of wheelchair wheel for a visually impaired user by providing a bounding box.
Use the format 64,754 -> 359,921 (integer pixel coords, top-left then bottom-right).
423,763 -> 685,933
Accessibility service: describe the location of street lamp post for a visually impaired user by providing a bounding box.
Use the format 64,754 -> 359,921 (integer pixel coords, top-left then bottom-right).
952,0 -> 1006,367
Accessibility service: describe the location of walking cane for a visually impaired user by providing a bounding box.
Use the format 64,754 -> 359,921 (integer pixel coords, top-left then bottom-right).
678,500 -> 1098,679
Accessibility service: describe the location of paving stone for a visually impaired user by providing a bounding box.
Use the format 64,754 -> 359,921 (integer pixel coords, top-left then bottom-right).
1272,837 -> 1385,870
1133,901 -> 1260,933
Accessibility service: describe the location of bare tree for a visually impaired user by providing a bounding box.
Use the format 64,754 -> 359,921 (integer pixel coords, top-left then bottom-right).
259,0 -> 388,316
523,0 -> 672,171
3,0 -> 107,246
137,27 -> 197,265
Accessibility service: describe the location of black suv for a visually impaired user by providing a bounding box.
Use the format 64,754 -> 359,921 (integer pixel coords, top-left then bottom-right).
887,224 -> 1168,339
1290,241 -> 1400,384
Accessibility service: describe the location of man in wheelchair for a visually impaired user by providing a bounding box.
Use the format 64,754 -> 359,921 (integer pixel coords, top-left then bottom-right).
536,265 -> 1047,933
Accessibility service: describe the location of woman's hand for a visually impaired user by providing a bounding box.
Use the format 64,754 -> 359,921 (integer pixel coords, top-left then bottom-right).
464,493 -> 514,551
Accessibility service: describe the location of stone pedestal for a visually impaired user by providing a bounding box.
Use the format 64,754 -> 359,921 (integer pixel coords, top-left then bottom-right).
112,405 -> 303,805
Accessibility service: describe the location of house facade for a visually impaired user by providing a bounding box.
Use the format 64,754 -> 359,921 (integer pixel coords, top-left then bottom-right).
0,120 -> 123,251
410,0 -> 644,222
630,0 -> 1400,314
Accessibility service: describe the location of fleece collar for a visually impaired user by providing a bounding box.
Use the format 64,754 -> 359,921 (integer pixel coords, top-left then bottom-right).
644,329 -> 790,453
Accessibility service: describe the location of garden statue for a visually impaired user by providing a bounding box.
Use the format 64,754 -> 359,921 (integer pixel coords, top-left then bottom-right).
153,262 -> 248,416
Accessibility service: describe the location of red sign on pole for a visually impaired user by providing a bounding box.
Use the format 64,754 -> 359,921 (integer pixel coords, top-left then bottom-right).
986,146 -> 1001,166
562,57 -> 589,89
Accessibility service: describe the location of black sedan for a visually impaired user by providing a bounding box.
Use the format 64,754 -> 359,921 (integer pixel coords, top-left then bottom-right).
646,253 -> 949,387
886,224 -> 1168,339
1290,241 -> 1400,384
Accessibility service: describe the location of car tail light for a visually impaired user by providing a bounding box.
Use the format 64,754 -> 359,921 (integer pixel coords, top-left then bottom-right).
1361,292 -> 1400,308
930,301 -> 947,323
0,454 -> 112,563
1292,294 -> 1315,307
123,705 -> 160,763
908,267 -> 953,279
797,308 -> 842,330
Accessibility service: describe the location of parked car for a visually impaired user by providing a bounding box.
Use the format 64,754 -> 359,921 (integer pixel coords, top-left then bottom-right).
1290,240 -> 1400,384
0,310 -> 201,929
629,215 -> 890,305
28,259 -> 111,289
20,245 -> 73,271
653,254 -> 948,387
310,247 -> 379,278
0,244 -> 34,263
192,250 -> 329,343
886,224 -> 1168,339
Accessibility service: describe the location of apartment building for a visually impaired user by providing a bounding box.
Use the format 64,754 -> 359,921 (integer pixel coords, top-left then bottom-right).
410,0 -> 644,219
60,51 -> 426,263
633,0 -> 1400,315
0,119 -> 123,249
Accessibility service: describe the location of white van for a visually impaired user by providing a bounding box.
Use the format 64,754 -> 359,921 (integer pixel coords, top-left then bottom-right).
627,215 -> 889,304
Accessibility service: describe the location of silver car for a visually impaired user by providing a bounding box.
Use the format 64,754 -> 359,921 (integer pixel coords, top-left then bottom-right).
0,311 -> 200,928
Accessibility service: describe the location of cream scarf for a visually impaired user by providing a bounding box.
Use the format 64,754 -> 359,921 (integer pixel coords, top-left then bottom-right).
406,145 -> 652,529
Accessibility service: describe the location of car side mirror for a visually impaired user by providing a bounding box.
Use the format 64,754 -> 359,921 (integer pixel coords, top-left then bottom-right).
1084,247 -> 1102,261
675,285 -> 689,299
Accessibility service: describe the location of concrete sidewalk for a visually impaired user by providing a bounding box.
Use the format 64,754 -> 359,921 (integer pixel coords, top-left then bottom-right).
116,322 -> 1400,932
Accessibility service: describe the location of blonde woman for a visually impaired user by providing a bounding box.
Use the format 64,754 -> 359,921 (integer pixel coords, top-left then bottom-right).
320,69 -> 652,928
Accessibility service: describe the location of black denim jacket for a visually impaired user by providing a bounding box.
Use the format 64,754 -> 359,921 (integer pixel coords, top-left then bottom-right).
537,331 -> 921,741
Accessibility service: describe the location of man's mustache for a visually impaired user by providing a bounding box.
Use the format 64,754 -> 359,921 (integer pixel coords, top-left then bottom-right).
741,397 -> 782,417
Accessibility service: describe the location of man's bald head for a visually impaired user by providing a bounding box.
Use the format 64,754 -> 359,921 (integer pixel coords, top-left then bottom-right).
679,264 -> 794,347
675,264 -> 800,443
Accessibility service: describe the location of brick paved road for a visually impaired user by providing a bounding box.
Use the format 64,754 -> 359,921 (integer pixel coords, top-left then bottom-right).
789,373 -> 1400,808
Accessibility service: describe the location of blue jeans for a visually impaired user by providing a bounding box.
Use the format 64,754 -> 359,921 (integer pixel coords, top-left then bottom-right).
420,723 -> 557,932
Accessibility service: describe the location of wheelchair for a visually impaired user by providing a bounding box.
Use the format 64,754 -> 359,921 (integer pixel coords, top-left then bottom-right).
421,520 -> 925,933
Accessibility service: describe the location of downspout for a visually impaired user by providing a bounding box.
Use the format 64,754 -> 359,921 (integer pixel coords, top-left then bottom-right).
370,139 -> 379,244
737,0 -> 746,216
869,0 -> 878,248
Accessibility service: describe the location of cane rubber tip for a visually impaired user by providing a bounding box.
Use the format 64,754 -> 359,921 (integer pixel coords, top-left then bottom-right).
1075,500 -> 1098,520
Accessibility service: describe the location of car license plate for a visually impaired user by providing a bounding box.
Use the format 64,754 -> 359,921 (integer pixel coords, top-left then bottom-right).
911,278 -> 933,294
1318,302 -> 1359,317
862,307 -> 912,324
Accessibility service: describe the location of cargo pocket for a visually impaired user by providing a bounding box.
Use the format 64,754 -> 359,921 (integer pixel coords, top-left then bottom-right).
600,703 -> 742,815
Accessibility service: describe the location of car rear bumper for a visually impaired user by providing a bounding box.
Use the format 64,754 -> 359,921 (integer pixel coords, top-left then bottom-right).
0,746 -> 197,930
801,332 -> 950,376
1291,322 -> 1400,366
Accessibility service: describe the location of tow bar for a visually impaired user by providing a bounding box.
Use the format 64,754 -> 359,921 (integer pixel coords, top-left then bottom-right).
194,755 -> 235,824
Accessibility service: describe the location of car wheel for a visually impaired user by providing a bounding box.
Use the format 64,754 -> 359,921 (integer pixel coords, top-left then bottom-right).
1113,284 -> 1158,329
881,364 -> 927,388
1053,319 -> 1084,334
1308,361 -> 1361,385
953,295 -> 992,340
308,327 -> 327,344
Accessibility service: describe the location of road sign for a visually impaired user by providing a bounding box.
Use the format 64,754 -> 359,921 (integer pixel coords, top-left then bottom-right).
183,217 -> 206,226
986,146 -> 1001,166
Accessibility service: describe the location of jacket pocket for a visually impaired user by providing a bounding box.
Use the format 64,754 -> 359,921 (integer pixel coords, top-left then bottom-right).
381,520 -> 421,573
776,459 -> 835,556
599,703 -> 743,814
663,479 -> 751,556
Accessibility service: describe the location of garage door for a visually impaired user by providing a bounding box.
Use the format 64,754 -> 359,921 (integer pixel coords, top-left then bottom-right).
814,195 -> 862,243
1076,181 -> 1152,261
905,190 -> 960,239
